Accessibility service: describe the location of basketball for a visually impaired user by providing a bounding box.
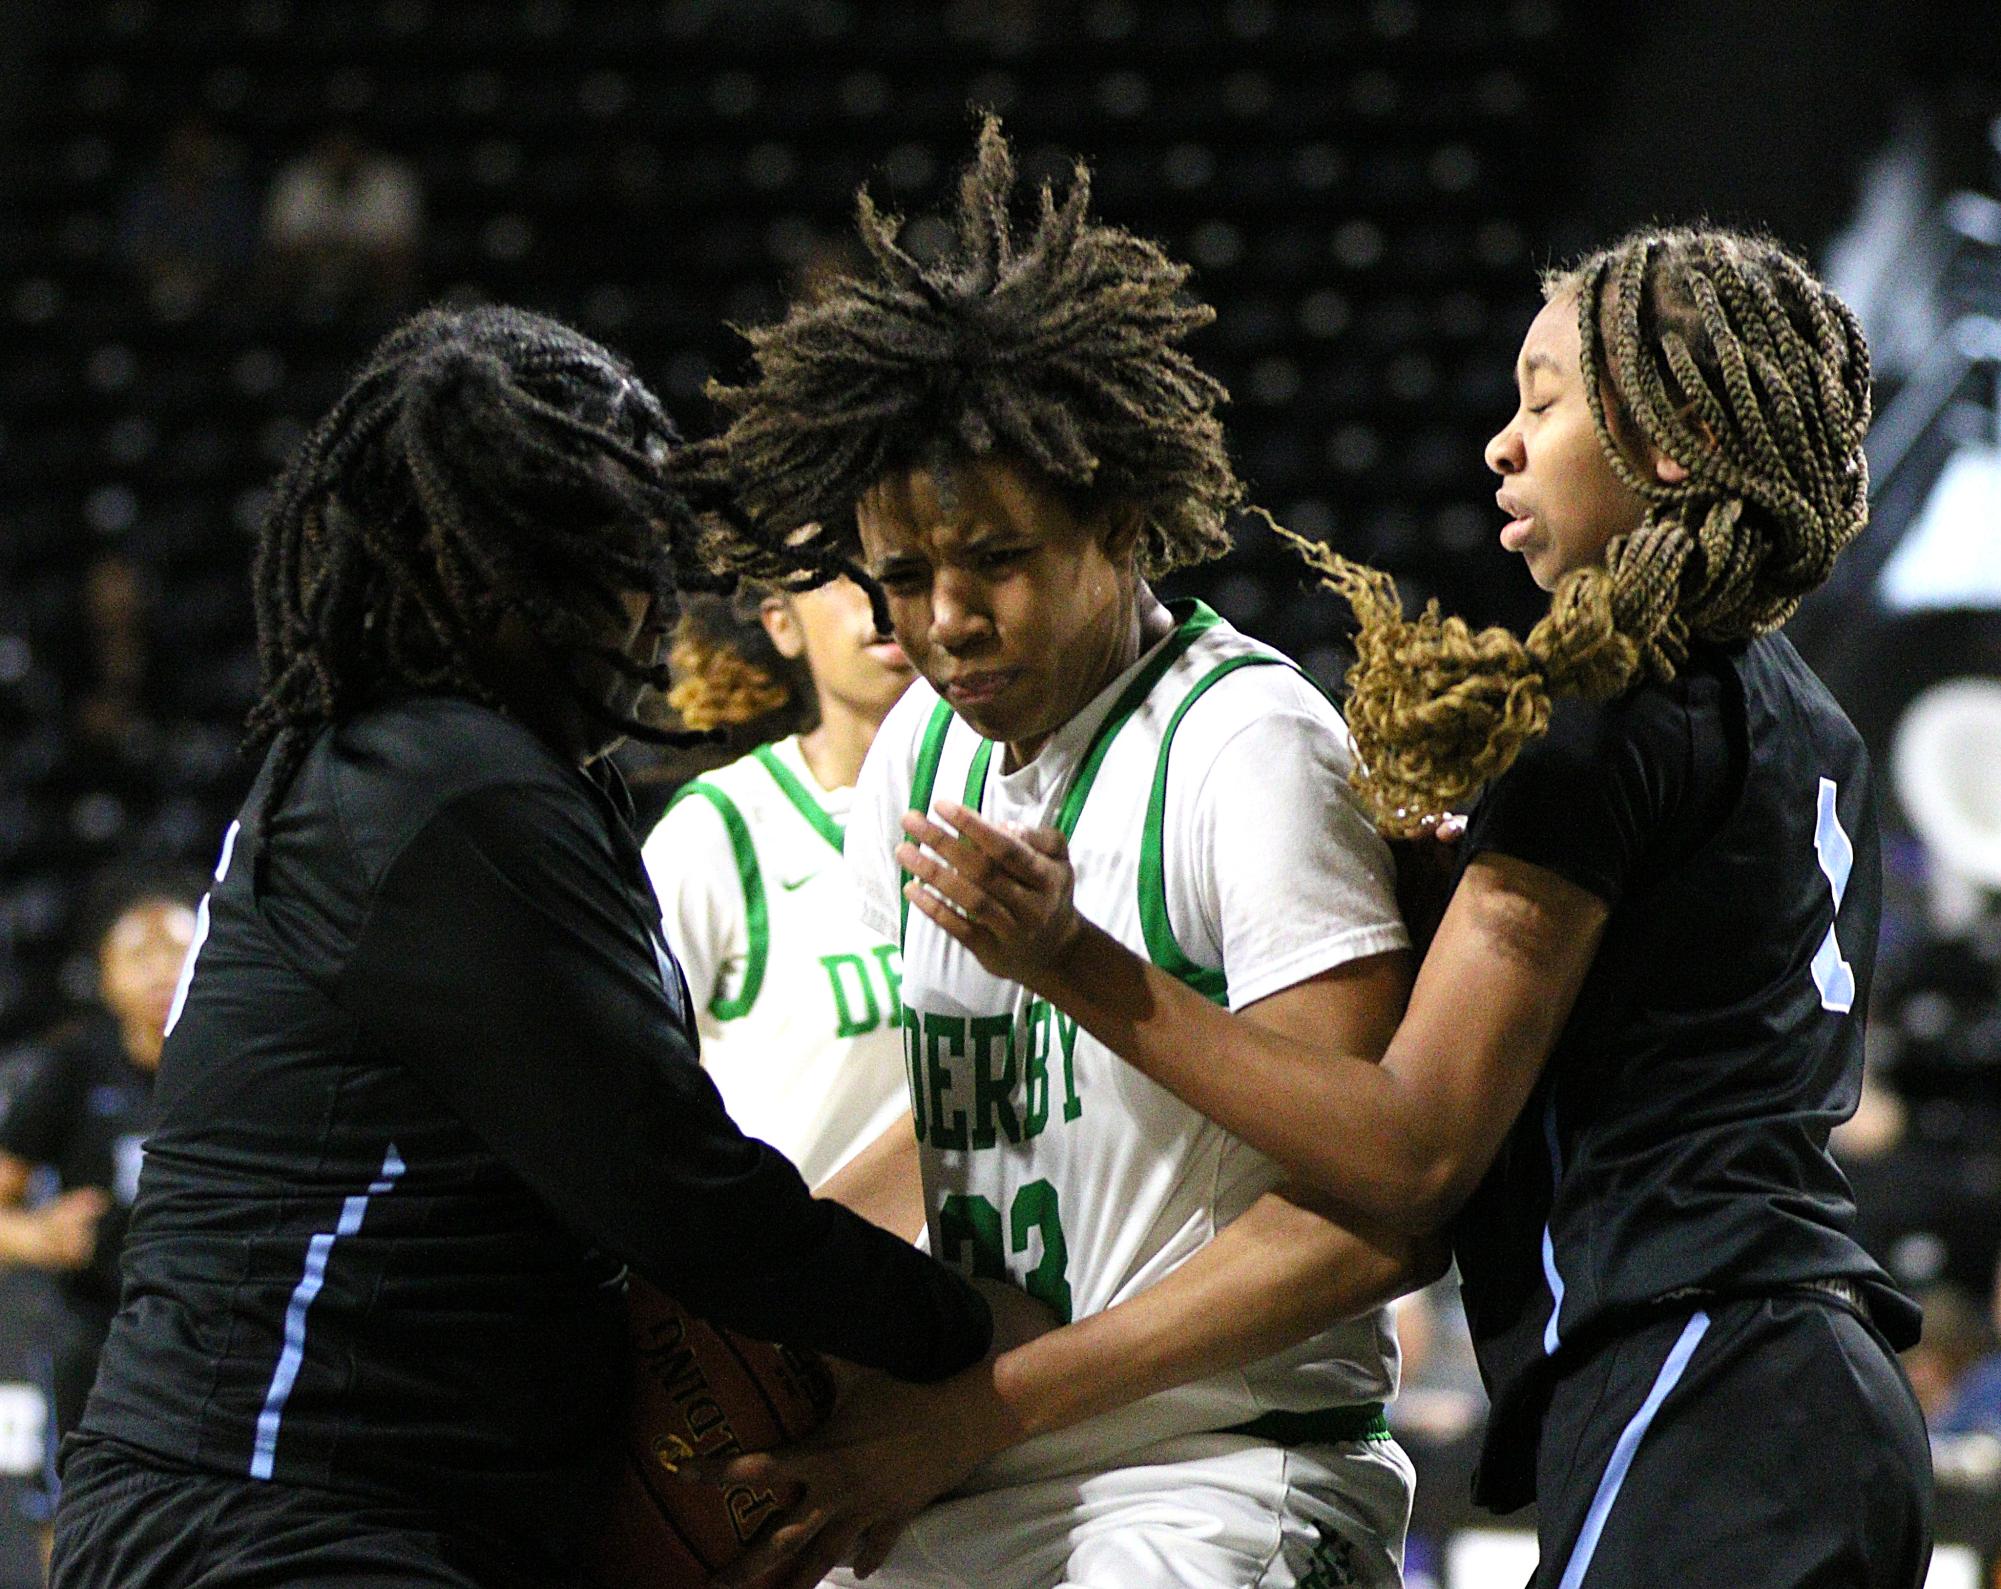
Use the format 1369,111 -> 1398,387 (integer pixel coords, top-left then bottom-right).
590,1277 -> 839,1588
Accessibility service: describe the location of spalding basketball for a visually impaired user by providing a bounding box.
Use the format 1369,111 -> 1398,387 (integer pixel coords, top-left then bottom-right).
590,1277 -> 838,1588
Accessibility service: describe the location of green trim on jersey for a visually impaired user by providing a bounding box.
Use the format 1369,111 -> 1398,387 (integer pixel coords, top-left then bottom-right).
1049,600 -> 1222,839
667,781 -> 768,1021
1138,653 -> 1289,1005
901,699 -> 958,940
962,738 -> 996,810
956,599 -> 1225,830
751,742 -> 845,854
903,599 -> 1232,954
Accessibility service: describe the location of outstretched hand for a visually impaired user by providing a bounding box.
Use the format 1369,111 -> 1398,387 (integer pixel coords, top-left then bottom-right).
896,800 -> 1083,992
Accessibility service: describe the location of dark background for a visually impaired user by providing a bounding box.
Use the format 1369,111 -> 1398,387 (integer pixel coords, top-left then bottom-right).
2,3 -> 1998,1583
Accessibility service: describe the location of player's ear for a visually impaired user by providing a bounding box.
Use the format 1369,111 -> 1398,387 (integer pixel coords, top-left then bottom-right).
758,594 -> 806,661
1096,499 -> 1147,565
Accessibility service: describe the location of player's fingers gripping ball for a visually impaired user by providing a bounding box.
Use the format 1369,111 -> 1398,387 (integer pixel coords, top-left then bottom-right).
590,1277 -> 836,1588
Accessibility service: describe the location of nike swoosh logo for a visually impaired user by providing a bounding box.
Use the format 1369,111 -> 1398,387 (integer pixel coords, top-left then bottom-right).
779,873 -> 819,892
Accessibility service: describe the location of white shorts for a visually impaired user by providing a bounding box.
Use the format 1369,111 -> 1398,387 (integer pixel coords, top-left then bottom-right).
827,1431 -> 1414,1589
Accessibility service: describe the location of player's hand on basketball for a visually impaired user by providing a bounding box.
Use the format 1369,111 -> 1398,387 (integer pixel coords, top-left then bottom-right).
680,1294 -> 1053,1589
897,800 -> 1081,989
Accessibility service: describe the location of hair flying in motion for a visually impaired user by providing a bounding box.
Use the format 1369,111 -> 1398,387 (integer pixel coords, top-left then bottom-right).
701,114 -> 1243,579
1289,225 -> 1872,835
247,303 -> 747,833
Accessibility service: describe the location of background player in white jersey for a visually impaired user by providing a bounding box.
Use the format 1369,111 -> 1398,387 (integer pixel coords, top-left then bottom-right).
643,579 -> 916,1185
679,118 -> 1438,1589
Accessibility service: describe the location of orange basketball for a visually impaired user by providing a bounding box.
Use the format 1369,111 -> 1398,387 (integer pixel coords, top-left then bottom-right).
590,1277 -> 838,1588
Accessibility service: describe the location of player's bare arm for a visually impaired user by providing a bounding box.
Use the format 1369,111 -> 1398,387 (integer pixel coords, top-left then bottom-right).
683,942 -> 1440,1589
902,799 -> 1608,1234
814,1108 -> 926,1241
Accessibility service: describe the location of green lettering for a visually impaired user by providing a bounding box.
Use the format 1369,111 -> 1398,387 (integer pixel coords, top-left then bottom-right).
870,943 -> 902,1024
938,1192 -> 1005,1280
820,953 -> 881,1038
925,1014 -> 968,1150
1056,1009 -> 1083,1123
901,1007 -> 924,1144
968,1014 -> 1020,1148
1010,1179 -> 1073,1323
1022,1002 -> 1051,1139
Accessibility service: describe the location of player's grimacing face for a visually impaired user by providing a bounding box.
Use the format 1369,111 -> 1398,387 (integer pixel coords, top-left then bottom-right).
1484,295 -> 1651,591
856,455 -> 1141,764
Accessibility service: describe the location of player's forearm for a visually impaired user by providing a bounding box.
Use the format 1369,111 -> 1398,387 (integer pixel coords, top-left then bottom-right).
987,1190 -> 1444,1441
1031,922 -> 1455,1230
814,1111 -> 924,1240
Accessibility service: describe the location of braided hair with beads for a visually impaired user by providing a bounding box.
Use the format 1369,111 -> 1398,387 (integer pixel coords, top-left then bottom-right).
245,303 -> 739,837
1289,225 -> 1872,835
698,113 -> 1245,582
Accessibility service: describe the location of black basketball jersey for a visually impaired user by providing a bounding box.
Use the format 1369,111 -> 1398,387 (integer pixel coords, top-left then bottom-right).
78,695 -> 989,1568
0,1016 -> 155,1313
1451,633 -> 1919,1511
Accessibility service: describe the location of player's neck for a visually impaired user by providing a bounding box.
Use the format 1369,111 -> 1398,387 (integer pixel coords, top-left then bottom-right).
797,694 -> 880,792
1002,585 -> 1176,773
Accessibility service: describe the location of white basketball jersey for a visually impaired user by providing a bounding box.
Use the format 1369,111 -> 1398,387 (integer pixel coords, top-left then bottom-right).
850,602 -> 1410,1486
644,735 -> 908,1187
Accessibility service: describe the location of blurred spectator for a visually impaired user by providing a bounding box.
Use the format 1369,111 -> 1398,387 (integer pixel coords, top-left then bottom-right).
113,115 -> 257,321
1389,1276 -> 1486,1445
1938,1260 -> 2001,1437
1902,1282 -> 1997,1427
1838,675 -> 2001,1303
0,869 -> 199,1537
71,557 -> 155,757
261,126 -> 423,316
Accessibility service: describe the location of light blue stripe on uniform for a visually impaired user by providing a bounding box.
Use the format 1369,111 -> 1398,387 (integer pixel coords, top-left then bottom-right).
249,1142 -> 406,1481
1541,1087 -> 1566,1355
1555,1309 -> 1712,1589
1541,1226 -> 1567,1355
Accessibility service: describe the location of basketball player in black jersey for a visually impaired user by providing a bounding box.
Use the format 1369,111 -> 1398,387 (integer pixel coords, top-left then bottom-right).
47,305 -> 993,1589
901,229 -> 1933,1585
0,871 -> 197,1555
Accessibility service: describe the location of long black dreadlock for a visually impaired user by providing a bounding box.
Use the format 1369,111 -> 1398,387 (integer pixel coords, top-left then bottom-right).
699,114 -> 1243,581
246,304 -> 743,836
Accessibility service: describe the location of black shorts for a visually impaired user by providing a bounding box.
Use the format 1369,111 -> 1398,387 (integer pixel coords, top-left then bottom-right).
1532,1293 -> 1933,1588
50,1437 -> 580,1589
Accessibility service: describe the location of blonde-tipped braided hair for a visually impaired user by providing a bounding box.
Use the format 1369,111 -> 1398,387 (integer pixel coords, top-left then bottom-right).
1293,226 -> 1872,836
664,591 -> 810,736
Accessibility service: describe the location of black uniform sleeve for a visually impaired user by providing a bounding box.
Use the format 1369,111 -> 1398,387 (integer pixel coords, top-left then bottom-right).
337,779 -> 991,1382
1461,690 -> 1688,906
0,1045 -> 76,1167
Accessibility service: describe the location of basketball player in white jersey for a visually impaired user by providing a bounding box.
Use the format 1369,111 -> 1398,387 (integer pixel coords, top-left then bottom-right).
643,578 -> 916,1186
677,120 -> 1438,1589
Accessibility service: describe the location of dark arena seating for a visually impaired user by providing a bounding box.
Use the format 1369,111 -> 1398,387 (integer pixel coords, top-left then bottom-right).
0,0 -> 1575,1042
